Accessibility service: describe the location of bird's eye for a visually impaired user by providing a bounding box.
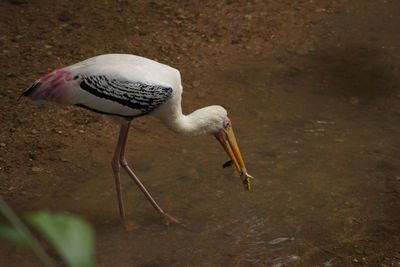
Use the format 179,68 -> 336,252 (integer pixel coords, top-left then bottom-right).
223,121 -> 231,128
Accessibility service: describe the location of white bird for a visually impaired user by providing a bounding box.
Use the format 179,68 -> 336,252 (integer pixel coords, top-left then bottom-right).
21,54 -> 253,226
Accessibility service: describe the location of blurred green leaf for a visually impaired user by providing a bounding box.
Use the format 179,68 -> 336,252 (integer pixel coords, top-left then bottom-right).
0,197 -> 55,266
25,212 -> 94,267
0,223 -> 30,247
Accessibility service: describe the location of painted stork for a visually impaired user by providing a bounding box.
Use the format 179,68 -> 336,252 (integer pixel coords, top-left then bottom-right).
21,54 -> 253,226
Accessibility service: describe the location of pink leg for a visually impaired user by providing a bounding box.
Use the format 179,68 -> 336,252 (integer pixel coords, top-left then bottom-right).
111,122 -> 179,226
111,128 -> 135,231
111,124 -> 128,221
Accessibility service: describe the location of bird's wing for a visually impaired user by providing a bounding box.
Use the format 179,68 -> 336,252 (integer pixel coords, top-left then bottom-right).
76,74 -> 173,118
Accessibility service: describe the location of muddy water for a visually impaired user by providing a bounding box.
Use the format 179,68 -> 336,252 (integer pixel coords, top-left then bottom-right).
88,51 -> 400,266
2,55 -> 400,266
105,47 -> 400,266
14,52 -> 400,267
2,54 -> 400,266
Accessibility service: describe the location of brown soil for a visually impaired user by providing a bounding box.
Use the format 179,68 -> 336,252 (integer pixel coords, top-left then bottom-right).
1,0 -> 400,266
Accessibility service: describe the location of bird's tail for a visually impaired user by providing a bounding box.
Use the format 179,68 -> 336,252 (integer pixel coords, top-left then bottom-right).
18,80 -> 42,101
18,68 -> 74,103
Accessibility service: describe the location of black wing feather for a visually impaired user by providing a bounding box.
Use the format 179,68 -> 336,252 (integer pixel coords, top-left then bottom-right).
78,74 -> 173,115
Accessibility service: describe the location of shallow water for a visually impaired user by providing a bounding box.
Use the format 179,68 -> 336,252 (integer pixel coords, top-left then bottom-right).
8,53 -> 400,266
95,54 -> 400,266
103,50 -> 400,266
2,53 -> 400,266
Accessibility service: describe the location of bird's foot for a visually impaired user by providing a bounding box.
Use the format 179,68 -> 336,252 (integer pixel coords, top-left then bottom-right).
161,213 -> 199,232
122,219 -> 140,232
161,213 -> 182,226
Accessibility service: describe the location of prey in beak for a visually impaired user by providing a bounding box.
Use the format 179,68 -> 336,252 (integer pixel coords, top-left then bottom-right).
215,118 -> 254,191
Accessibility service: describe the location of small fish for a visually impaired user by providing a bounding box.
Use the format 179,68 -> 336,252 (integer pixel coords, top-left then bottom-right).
240,171 -> 254,191
222,160 -> 254,191
222,160 -> 233,168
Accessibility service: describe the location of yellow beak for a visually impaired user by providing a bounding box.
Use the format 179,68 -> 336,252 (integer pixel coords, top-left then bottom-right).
215,125 -> 253,191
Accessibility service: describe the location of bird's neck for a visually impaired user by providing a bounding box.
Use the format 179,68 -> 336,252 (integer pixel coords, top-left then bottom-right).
166,109 -> 207,136
154,103 -> 211,136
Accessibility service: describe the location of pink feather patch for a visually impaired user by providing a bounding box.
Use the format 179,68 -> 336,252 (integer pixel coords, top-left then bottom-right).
32,68 -> 74,102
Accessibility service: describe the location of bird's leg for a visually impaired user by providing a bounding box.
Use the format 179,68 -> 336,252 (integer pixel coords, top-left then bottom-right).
117,122 -> 180,225
111,124 -> 129,225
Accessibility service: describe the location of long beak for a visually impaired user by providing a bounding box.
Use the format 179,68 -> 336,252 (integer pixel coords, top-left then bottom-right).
215,126 -> 253,191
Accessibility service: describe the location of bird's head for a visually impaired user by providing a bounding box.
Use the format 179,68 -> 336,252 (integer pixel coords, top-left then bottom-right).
196,105 -> 254,191
168,105 -> 253,190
